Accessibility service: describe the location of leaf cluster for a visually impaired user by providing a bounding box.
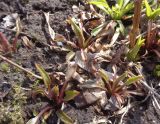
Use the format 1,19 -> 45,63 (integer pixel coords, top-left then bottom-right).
99,69 -> 142,105
89,0 -> 134,20
27,64 -> 79,124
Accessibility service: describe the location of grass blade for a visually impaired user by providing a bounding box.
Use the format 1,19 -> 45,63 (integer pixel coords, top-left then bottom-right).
151,8 -> 160,19
44,12 -> 55,41
35,63 -> 51,91
123,0 -> 130,8
91,23 -> 105,36
99,69 -> 109,82
122,2 -> 134,16
113,72 -> 127,86
117,0 -> 124,9
64,90 -> 79,102
89,0 -> 111,15
68,17 -> 85,48
56,110 -> 73,124
125,76 -> 142,85
127,37 -> 144,61
144,0 -> 152,18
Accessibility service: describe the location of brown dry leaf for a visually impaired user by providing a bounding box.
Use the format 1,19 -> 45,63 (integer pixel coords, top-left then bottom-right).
44,12 -> 55,42
104,96 -> 121,111
110,45 -> 127,65
66,51 -> 75,62
72,5 -> 79,13
92,90 -> 108,109
54,33 -> 66,42
15,17 -> 22,37
78,79 -> 105,89
74,94 -> 87,108
75,90 -> 108,108
22,36 -> 34,48
72,71 -> 85,84
83,91 -> 99,105
95,21 -> 117,39
153,49 -> 160,58
84,17 -> 102,32
74,91 -> 99,108
75,51 -> 99,73
65,62 -> 77,81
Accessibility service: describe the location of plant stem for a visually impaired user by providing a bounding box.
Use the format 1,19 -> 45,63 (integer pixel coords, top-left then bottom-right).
35,106 -> 52,124
0,54 -> 42,79
12,36 -> 18,52
58,81 -> 68,104
129,0 -> 143,48
0,32 -> 11,52
146,19 -> 153,48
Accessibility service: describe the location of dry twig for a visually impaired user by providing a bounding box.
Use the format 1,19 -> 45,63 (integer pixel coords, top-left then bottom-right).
0,54 -> 42,79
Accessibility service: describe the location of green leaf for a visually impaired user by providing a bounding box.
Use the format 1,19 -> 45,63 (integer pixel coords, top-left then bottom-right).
64,90 -> 79,102
90,0 -> 133,20
144,0 -> 152,18
91,23 -> 105,36
68,17 -> 85,48
125,75 -> 142,85
51,85 -> 59,97
114,72 -> 127,85
154,65 -> 160,77
66,51 -> 75,62
117,20 -> 125,35
56,110 -> 73,124
117,0 -> 124,9
35,88 -> 46,96
89,0 -> 112,15
127,37 -> 145,61
122,0 -> 130,8
99,69 -> 109,82
35,63 -> 51,91
121,2 -> 134,17
151,8 -> 160,19
110,27 -> 120,46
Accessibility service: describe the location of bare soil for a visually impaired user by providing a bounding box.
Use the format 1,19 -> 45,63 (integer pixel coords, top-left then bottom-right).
0,0 -> 160,124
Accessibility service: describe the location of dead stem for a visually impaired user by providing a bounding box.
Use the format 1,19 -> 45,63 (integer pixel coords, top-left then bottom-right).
0,27 -> 30,38
129,0 -> 143,48
135,65 -> 160,99
0,54 -> 42,79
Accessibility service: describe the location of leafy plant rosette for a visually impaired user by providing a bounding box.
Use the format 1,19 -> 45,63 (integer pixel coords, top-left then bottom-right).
88,0 -> 134,45
0,18 -> 21,53
27,64 -> 79,124
144,0 -> 160,48
144,0 -> 160,20
98,69 -> 143,107
89,0 -> 134,20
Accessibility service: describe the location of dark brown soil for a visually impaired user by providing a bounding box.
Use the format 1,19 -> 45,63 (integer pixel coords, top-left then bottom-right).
0,0 -> 160,124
